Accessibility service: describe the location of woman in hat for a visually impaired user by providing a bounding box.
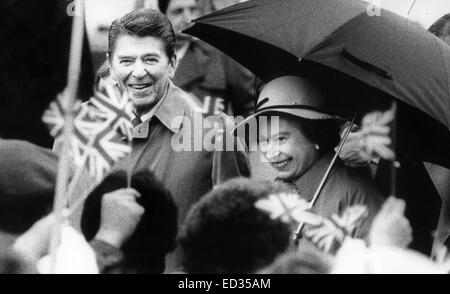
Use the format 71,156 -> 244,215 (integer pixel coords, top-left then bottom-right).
237,76 -> 384,252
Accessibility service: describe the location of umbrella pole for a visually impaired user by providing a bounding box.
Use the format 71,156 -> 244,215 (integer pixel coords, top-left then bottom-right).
388,0 -> 415,198
294,112 -> 358,243
390,100 -> 399,197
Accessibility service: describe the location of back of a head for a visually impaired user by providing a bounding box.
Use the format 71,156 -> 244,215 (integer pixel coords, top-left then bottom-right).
0,232 -> 37,274
0,140 -> 56,234
178,178 -> 292,274
108,8 -> 176,59
81,170 -> 178,274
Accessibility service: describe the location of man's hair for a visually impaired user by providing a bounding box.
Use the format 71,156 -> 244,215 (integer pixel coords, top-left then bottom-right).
178,178 -> 292,274
108,9 -> 176,59
429,14 -> 450,38
81,169 -> 178,274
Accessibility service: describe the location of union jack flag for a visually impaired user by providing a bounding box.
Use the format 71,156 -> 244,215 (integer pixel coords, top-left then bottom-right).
42,89 -> 132,183
42,93 -> 82,139
42,94 -> 104,166
90,82 -> 133,141
255,193 -> 321,225
85,123 -> 132,182
303,205 -> 368,255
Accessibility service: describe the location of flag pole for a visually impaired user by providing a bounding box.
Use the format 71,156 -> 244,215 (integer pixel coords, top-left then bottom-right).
48,0 -> 86,273
389,101 -> 398,197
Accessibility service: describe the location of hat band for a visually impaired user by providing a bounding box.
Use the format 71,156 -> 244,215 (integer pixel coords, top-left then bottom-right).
256,104 -> 334,116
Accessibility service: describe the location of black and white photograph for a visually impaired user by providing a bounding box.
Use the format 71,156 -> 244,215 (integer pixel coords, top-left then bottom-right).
1,0 -> 450,279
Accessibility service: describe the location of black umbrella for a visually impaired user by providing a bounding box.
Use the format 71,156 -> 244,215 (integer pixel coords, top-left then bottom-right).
185,0 -> 450,168
185,0 -> 450,254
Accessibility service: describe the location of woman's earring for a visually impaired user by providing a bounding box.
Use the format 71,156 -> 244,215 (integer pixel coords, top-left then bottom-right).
315,144 -> 320,150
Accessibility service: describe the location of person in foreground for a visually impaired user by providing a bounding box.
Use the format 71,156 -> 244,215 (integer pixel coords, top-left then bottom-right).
81,170 -> 178,274
178,178 -> 293,274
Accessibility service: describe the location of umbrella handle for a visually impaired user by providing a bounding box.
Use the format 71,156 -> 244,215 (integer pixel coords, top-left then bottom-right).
294,111 -> 359,244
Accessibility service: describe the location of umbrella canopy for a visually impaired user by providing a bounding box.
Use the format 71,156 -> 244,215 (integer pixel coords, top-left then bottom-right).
185,0 -> 450,167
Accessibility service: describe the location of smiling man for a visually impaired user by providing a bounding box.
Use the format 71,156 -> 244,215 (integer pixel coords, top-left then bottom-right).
109,34 -> 175,115
106,9 -> 250,272
155,0 -> 255,117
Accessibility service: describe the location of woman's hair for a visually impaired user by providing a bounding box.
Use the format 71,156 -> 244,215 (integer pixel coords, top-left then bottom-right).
293,115 -> 341,155
108,9 -> 176,60
81,169 -> 178,274
178,178 -> 292,274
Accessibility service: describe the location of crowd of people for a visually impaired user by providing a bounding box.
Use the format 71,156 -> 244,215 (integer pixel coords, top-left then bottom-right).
0,0 -> 450,274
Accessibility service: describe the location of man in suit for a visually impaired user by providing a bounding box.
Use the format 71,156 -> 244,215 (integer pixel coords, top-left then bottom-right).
104,8 -> 250,272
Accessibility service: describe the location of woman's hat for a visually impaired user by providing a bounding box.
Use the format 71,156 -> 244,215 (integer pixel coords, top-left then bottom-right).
236,76 -> 344,130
